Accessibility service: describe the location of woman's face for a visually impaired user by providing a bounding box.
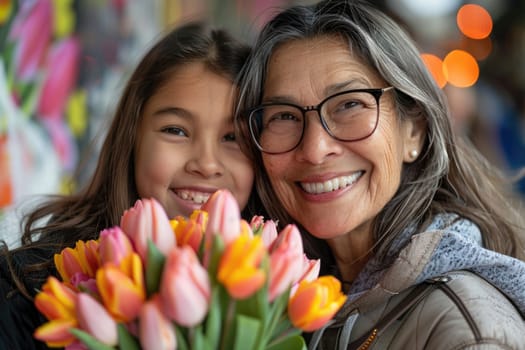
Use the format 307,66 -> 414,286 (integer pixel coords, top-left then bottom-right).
135,62 -> 254,218
260,36 -> 424,239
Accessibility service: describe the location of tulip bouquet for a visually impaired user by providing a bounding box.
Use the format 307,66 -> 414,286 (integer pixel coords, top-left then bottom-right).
33,190 -> 347,350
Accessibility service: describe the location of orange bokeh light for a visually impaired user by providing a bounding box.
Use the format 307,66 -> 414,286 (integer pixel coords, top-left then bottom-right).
443,50 -> 479,87
457,4 -> 493,40
421,53 -> 447,88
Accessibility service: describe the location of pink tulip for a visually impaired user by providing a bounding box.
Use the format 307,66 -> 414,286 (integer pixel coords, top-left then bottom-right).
268,225 -> 305,301
260,219 -> 278,248
139,297 -> 177,350
202,189 -> 241,245
298,255 -> 321,283
76,293 -> 118,346
37,37 -> 80,121
9,0 -> 53,81
160,246 -> 210,327
99,226 -> 134,265
120,198 -> 176,262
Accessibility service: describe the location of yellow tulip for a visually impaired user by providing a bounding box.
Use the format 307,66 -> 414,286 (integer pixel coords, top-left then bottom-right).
171,215 -> 204,252
33,277 -> 78,347
96,253 -> 146,322
217,234 -> 266,299
54,239 -> 100,284
288,276 -> 347,332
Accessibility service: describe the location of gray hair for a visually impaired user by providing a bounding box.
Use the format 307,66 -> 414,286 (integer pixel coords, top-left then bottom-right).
235,0 -> 525,272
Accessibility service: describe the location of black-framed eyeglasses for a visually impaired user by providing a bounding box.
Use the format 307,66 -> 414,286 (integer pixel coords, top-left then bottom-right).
248,86 -> 394,154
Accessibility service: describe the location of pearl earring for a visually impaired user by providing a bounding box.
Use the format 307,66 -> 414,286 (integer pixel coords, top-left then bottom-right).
410,150 -> 418,158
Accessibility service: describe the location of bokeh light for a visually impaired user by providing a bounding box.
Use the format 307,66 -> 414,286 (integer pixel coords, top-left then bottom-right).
443,50 -> 479,87
457,4 -> 493,39
421,53 -> 447,88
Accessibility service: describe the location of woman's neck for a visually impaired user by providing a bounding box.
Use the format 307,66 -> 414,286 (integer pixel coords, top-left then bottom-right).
326,224 -> 374,285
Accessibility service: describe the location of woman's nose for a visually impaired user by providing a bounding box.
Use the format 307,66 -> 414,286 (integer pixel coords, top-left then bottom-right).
295,113 -> 343,164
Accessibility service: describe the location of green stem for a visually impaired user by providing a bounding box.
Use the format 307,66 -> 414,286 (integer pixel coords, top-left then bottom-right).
219,298 -> 236,350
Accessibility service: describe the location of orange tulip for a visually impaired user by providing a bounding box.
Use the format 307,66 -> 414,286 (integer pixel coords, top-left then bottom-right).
33,318 -> 78,348
160,246 -> 211,327
218,234 -> 266,299
96,253 -> 146,322
54,240 -> 100,285
171,215 -> 204,252
34,277 -> 78,347
288,276 -> 347,332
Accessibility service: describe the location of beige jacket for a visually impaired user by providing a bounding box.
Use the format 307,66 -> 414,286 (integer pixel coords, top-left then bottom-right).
311,228 -> 525,349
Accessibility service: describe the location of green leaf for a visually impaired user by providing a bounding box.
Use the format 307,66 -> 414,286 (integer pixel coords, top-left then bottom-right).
69,328 -> 115,350
206,234 -> 225,284
266,334 -> 306,350
117,324 -> 141,350
145,239 -> 166,296
204,287 -> 222,349
175,326 -> 190,350
233,314 -> 261,350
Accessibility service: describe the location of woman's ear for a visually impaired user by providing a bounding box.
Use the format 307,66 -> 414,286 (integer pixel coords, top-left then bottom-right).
402,115 -> 427,163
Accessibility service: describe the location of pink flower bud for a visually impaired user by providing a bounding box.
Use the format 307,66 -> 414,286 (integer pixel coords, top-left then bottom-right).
260,219 -> 278,248
160,246 -> 210,327
139,297 -> 177,350
120,198 -> 176,261
99,226 -> 134,265
202,189 -> 241,245
76,293 -> 118,346
268,225 -> 304,301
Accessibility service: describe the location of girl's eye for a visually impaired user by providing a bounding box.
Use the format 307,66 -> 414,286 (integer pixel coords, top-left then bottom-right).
161,126 -> 187,137
223,132 -> 237,142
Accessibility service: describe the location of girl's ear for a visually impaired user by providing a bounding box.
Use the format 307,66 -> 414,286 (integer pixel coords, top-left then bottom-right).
402,114 -> 427,163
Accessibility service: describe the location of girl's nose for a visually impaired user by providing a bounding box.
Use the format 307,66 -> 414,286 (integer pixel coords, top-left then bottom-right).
185,144 -> 224,178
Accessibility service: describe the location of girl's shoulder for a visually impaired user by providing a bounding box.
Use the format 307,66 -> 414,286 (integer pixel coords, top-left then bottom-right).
0,249 -> 51,350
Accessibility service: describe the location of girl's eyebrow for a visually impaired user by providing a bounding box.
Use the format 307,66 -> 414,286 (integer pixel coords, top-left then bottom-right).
152,106 -> 191,119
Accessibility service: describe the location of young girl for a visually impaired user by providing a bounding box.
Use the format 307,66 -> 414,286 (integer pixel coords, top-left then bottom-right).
0,22 -> 260,349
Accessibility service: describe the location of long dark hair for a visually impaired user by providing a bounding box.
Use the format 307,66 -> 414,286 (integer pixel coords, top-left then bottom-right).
235,0 -> 525,275
2,21 -> 255,298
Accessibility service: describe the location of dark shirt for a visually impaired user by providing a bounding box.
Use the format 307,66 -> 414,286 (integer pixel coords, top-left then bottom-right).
0,247 -> 56,350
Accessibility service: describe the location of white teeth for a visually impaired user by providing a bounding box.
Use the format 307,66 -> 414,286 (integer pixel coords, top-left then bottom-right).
175,190 -> 211,204
300,172 -> 363,194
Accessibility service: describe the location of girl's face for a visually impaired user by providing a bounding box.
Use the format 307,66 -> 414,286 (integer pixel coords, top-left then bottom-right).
135,62 -> 254,218
260,37 -> 425,240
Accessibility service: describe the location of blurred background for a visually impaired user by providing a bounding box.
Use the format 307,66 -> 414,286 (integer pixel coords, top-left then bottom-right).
1,0 -> 524,243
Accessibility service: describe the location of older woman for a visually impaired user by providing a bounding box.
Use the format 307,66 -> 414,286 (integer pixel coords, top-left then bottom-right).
236,0 -> 525,348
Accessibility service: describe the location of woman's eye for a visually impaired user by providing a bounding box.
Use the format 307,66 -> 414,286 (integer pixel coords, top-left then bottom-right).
223,132 -> 237,142
161,126 -> 187,137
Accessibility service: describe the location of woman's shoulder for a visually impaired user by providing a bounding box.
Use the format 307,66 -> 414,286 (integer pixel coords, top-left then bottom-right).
393,270 -> 525,349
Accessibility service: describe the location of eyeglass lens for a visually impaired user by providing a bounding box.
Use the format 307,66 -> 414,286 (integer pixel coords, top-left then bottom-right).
249,90 -> 381,154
